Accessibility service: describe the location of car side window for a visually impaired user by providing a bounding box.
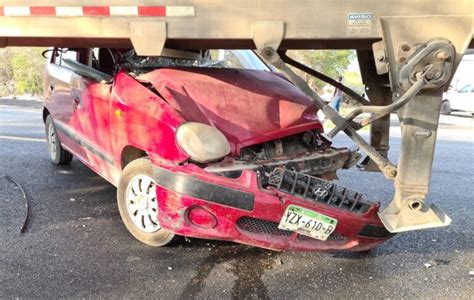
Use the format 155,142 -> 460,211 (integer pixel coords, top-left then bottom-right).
91,48 -> 117,75
209,50 -> 269,71
50,48 -> 112,82
458,84 -> 471,93
53,48 -> 80,68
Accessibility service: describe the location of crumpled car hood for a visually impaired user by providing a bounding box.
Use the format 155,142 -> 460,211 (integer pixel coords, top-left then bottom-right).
137,67 -> 321,152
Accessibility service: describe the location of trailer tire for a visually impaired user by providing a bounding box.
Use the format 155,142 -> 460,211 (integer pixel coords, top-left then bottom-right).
117,158 -> 177,247
45,115 -> 73,165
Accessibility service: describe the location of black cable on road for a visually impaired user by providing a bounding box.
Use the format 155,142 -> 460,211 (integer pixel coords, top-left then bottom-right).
5,175 -> 29,233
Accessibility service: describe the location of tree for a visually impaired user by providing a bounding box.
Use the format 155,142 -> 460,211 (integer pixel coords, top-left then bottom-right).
0,48 -> 15,96
0,47 -> 46,97
286,50 -> 355,92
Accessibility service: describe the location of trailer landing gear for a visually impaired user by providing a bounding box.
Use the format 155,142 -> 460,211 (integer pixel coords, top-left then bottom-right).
254,15 -> 472,234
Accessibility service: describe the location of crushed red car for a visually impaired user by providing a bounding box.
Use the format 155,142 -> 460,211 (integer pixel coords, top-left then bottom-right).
43,48 -> 393,251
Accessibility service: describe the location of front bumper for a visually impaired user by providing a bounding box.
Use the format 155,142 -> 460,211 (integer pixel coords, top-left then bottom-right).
154,165 -> 393,252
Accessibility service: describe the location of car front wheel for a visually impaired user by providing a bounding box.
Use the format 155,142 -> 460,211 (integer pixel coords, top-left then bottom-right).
117,158 -> 177,246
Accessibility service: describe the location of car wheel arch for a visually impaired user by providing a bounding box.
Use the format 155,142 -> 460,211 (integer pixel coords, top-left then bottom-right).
42,107 -> 50,123
120,146 -> 148,169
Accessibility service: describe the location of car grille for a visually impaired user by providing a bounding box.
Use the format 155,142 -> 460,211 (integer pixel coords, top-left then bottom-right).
267,168 -> 371,214
237,217 -> 292,236
297,232 -> 347,242
237,217 -> 348,242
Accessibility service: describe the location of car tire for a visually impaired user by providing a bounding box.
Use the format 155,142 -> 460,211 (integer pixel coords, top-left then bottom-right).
117,158 -> 177,247
45,115 -> 73,165
440,100 -> 451,115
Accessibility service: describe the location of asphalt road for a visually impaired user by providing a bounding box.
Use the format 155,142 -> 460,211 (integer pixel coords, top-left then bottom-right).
1,101 -> 473,299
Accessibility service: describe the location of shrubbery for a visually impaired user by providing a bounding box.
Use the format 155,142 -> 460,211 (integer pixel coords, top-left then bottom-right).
0,48 -> 46,97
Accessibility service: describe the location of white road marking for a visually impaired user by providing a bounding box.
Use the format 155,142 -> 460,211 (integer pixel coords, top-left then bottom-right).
0,135 -> 45,143
0,106 -> 42,113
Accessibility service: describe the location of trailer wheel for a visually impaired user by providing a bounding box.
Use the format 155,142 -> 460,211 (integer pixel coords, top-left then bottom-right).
45,115 -> 73,165
117,158 -> 177,247
440,100 -> 451,115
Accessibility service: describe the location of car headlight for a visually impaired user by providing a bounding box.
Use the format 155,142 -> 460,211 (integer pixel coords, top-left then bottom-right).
176,122 -> 231,163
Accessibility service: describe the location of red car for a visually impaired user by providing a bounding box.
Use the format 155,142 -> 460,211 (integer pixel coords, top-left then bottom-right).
43,48 -> 392,251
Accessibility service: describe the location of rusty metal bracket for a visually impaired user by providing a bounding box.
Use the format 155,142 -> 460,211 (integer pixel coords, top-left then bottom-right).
130,21 -> 167,56
252,21 -> 285,51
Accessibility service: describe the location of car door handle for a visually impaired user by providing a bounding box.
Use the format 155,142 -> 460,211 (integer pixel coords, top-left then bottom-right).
49,84 -> 55,92
72,94 -> 81,109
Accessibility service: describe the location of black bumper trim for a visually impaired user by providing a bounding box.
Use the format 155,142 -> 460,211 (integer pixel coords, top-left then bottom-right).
154,167 -> 255,211
358,224 -> 394,239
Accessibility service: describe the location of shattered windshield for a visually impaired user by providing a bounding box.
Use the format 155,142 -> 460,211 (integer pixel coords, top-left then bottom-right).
120,49 -> 270,73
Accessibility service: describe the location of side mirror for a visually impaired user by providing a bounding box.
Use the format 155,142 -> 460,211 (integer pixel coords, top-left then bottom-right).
41,49 -> 55,59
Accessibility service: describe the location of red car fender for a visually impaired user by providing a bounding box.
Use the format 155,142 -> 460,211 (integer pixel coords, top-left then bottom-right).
111,72 -> 189,165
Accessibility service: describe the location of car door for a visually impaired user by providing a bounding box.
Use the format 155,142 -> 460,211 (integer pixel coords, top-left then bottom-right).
45,48 -> 87,159
68,48 -> 118,183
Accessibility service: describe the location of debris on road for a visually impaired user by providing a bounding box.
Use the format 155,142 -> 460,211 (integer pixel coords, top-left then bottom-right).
274,257 -> 283,266
4,175 -> 29,233
424,259 -> 450,268
432,259 -> 450,266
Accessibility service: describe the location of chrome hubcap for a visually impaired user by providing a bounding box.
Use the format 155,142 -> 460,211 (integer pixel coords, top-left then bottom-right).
126,174 -> 160,233
47,122 -> 57,160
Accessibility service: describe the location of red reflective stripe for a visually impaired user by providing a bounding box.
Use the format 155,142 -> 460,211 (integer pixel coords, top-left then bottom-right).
30,6 -> 56,16
0,5 -> 191,17
83,6 -> 110,16
137,6 -> 166,16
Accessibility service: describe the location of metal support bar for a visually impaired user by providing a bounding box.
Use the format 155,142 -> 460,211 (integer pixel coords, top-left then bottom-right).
380,90 -> 453,232
258,47 -> 397,179
328,66 -> 431,138
356,49 -> 391,173
278,51 -> 370,106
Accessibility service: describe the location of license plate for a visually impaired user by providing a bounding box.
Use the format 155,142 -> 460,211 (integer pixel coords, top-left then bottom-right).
278,205 -> 338,241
